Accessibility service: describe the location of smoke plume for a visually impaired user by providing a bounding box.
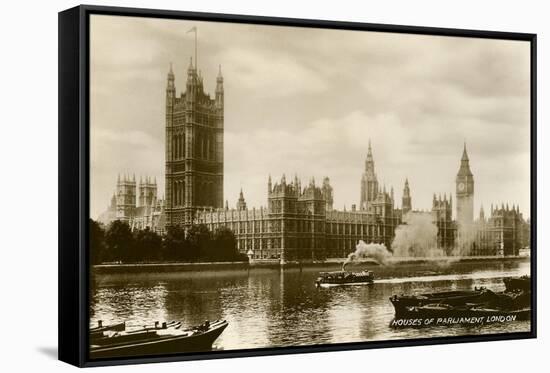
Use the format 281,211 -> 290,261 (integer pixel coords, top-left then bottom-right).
453,223 -> 481,256
343,240 -> 391,270
391,213 -> 442,257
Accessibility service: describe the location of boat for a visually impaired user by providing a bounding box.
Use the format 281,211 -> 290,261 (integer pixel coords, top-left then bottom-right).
392,302 -> 531,323
315,270 -> 374,287
389,288 -> 488,317
90,319 -> 228,359
389,276 -> 531,325
90,320 -> 126,335
503,275 -> 530,293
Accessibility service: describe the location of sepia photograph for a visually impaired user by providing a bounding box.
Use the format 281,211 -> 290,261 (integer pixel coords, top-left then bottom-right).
87,14 -> 532,360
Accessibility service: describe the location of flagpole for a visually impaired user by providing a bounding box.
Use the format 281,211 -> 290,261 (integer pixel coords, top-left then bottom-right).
195,28 -> 197,70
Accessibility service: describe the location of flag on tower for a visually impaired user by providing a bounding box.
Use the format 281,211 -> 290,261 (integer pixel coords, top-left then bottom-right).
187,26 -> 198,69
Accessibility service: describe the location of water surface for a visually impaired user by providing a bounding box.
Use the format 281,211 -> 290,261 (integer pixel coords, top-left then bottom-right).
90,259 -> 531,351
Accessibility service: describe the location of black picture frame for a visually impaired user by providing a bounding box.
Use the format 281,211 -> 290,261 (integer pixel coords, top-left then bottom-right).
58,4 -> 537,368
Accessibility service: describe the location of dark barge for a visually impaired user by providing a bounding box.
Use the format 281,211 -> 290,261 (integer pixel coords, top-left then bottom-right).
389,275 -> 531,322
90,319 -> 228,359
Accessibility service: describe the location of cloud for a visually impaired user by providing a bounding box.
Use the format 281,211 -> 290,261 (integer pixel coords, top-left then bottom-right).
89,15 -> 531,221
220,47 -> 329,97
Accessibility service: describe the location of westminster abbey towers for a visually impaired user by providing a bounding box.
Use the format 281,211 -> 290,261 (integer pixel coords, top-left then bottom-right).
165,58 -> 224,227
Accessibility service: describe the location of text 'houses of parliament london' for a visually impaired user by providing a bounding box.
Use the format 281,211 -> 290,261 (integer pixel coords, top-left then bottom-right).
98,55 -> 530,261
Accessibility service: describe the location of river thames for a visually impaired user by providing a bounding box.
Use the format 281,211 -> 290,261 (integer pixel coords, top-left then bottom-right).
90,259 -> 530,351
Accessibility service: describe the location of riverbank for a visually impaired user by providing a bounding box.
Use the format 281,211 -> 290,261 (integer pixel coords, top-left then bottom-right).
91,255 -> 529,274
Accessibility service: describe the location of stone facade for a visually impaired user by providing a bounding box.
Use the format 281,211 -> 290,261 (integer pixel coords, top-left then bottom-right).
165,59 -> 224,228
195,174 -> 401,261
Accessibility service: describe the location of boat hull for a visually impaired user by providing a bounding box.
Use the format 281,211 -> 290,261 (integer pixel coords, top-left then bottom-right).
391,305 -> 531,326
90,321 -> 228,359
389,290 -> 486,317
315,270 -> 374,287
317,281 -> 373,288
503,276 -> 530,292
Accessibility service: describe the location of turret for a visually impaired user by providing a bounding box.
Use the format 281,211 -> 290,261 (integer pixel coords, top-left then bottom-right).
402,178 -> 412,214
216,64 -> 224,109
186,57 -> 196,104
360,139 -> 379,211
321,177 -> 334,211
166,63 -> 176,115
236,188 -> 247,211
479,204 -> 485,221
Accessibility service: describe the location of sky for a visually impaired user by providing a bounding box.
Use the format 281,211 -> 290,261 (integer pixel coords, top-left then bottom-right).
90,15 -> 531,220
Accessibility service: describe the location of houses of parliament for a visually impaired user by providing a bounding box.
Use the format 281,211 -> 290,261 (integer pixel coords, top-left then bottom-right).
98,54 -> 530,261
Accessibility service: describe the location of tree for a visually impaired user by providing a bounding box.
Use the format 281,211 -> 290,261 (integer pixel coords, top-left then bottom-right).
187,224 -> 212,260
90,219 -> 106,264
133,227 -> 162,262
163,225 -> 188,261
104,220 -> 133,263
212,227 -> 239,261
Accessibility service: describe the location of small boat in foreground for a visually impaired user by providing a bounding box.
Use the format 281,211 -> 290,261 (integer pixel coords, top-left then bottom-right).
90,320 -> 126,337
315,270 -> 374,287
90,319 -> 228,359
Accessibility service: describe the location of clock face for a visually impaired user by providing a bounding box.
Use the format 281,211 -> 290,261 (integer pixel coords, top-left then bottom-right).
458,182 -> 465,192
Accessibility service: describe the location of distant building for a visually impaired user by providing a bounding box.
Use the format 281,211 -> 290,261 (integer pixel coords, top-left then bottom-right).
194,143 -> 529,260
98,174 -> 165,234
195,146 -> 402,261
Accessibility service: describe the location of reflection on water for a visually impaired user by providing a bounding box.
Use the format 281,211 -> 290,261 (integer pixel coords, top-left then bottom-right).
90,260 -> 531,351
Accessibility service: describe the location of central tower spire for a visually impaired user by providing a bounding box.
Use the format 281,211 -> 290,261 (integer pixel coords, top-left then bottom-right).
360,139 -> 379,211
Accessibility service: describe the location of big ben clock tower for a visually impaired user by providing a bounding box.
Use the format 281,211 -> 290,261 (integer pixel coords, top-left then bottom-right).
456,143 -> 474,225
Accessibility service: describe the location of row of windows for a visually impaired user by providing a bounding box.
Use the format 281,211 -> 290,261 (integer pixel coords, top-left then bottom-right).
172,180 -> 219,207
269,200 -> 325,214
201,220 -> 401,236
171,131 -> 217,161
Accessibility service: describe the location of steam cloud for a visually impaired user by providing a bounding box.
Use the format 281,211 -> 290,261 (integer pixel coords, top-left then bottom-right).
343,240 -> 391,270
391,213 -> 442,257
342,212 -> 482,270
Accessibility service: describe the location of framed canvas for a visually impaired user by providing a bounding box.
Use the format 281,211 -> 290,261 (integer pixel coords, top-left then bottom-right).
58,4 -> 537,367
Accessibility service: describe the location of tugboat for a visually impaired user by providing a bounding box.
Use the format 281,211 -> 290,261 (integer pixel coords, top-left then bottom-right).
315,269 -> 374,287
90,319 -> 228,359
